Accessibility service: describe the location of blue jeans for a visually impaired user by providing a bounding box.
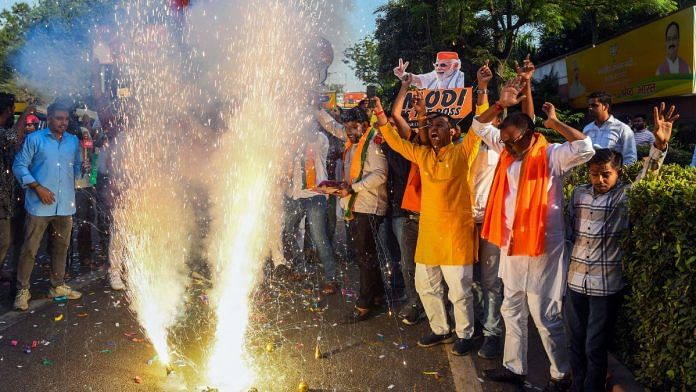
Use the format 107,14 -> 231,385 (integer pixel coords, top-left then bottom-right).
283,196 -> 336,281
391,215 -> 420,306
473,223 -> 503,337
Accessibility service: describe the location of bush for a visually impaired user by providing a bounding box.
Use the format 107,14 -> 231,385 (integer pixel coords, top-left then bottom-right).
620,164 -> 696,390
564,164 -> 696,390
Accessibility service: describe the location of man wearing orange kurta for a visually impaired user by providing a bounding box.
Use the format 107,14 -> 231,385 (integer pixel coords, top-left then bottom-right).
375,96 -> 480,356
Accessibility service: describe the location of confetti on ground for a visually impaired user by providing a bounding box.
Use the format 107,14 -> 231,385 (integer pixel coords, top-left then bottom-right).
422,371 -> 444,380
76,313 -> 88,317
42,358 -> 53,366
10,339 -> 18,347
134,376 -> 142,384
54,314 -> 63,321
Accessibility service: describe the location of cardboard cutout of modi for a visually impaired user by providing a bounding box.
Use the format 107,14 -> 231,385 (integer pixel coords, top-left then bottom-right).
394,52 -> 465,90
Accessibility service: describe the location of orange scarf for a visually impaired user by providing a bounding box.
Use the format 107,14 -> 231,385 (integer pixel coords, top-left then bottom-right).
401,163 -> 422,212
304,145 -> 316,189
482,133 -> 549,256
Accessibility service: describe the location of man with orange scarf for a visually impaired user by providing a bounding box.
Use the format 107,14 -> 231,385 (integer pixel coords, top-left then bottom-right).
472,80 -> 595,391
315,106 -> 388,322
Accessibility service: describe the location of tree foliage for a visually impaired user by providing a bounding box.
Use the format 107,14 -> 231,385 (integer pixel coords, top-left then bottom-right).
343,35 -> 384,87
537,0 -> 684,62
0,0 -> 119,100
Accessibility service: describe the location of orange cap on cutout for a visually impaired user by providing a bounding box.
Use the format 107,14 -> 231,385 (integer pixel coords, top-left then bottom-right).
436,52 -> 459,61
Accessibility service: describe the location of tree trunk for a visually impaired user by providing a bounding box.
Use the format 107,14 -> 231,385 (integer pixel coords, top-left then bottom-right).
590,10 -> 599,46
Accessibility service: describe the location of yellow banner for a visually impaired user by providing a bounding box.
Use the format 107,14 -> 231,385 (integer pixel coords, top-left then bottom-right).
566,7 -> 695,108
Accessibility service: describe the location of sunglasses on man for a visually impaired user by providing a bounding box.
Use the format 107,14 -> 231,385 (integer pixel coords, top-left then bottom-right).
499,129 -> 529,148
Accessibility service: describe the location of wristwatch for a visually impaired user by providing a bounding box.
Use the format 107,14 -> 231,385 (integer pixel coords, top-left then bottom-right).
476,89 -> 489,95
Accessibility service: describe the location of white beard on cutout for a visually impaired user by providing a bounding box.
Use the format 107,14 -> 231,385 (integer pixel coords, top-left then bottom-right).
435,65 -> 457,81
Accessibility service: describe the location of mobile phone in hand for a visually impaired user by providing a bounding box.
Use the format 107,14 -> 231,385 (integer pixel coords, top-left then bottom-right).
366,85 -> 376,108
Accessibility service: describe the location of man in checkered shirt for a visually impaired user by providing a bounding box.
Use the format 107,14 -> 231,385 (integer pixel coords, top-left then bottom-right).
564,102 -> 678,392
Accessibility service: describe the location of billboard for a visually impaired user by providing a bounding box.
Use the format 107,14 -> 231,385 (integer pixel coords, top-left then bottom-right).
566,7 -> 695,108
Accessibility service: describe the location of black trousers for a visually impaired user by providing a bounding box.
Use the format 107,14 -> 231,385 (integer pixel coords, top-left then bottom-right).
564,289 -> 623,392
349,212 -> 385,309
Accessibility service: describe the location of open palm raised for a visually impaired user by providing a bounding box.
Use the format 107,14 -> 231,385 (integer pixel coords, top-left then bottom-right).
498,76 -> 527,108
652,102 -> 679,150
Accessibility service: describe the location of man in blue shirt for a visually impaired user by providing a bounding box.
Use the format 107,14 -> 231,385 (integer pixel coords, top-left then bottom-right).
12,101 -> 87,311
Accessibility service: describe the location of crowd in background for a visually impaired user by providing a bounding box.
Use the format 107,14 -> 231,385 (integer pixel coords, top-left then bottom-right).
0,51 -> 685,392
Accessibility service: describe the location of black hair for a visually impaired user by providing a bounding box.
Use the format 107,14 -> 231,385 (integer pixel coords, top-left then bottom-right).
342,106 -> 369,124
47,101 -> 73,117
665,21 -> 679,39
0,92 -> 16,114
588,148 -> 623,169
587,91 -> 612,109
426,112 -> 458,129
632,113 -> 647,121
499,112 -> 535,135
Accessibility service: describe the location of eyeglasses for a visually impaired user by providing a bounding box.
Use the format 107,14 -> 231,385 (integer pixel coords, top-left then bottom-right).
433,62 -> 450,68
499,130 -> 528,147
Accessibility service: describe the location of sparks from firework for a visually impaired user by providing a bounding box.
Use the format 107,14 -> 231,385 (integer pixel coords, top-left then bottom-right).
111,0 -> 321,389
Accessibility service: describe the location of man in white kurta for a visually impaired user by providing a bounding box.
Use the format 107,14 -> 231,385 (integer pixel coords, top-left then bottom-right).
472,95 -> 595,389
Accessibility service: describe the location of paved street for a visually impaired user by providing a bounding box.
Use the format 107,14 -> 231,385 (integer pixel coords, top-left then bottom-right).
0,255 -> 564,392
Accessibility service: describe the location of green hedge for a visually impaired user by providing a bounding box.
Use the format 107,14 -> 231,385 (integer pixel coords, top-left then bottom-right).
564,164 -> 696,390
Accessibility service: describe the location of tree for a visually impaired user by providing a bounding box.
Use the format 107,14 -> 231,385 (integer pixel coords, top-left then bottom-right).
0,0 -> 119,100
566,0 -> 678,46
538,1 -> 683,62
0,3 -> 35,96
343,35 -> 385,88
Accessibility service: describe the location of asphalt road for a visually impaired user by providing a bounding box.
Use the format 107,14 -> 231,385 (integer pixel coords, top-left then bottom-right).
0,258 -> 555,392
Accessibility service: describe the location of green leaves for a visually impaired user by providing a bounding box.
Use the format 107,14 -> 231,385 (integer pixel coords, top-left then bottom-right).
622,165 -> 695,389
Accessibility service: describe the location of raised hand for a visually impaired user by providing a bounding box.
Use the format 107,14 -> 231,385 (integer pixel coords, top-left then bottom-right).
515,54 -> 535,81
476,59 -> 493,87
652,102 -> 679,151
541,102 -> 558,128
497,76 -> 527,108
393,58 -> 410,81
413,90 -> 426,116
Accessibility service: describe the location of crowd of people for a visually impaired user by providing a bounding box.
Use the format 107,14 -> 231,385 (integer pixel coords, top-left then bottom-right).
0,51 -> 683,392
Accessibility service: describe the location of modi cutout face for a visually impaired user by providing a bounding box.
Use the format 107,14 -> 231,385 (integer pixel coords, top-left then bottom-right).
433,52 -> 460,80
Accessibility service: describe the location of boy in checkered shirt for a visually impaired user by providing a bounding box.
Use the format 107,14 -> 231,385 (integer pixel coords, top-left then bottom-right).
564,102 -> 678,392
